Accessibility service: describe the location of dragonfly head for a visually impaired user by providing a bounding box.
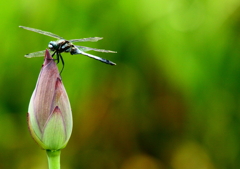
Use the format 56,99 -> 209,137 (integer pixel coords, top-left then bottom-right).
48,41 -> 58,51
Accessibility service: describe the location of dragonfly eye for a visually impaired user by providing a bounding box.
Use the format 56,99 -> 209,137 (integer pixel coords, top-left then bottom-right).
48,41 -> 58,50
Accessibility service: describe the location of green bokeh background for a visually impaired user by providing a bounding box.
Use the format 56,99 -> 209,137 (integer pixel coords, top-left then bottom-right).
1,0 -> 240,169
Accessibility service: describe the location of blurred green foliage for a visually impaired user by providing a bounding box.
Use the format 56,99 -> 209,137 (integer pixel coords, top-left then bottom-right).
0,0 -> 240,168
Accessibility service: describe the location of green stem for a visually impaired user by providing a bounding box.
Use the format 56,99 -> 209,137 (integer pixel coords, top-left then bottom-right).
46,150 -> 61,169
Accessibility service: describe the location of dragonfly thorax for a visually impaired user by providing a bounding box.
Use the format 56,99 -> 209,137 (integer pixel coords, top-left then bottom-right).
48,40 -> 72,53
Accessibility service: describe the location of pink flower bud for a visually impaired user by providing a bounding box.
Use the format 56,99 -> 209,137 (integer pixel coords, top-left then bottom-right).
28,50 -> 72,150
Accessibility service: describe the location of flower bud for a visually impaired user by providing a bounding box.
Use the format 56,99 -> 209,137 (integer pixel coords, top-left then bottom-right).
28,50 -> 72,150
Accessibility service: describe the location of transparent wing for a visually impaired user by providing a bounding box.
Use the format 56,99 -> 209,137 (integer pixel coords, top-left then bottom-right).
19,26 -> 63,39
75,45 -> 117,53
71,48 -> 116,65
24,50 -> 54,58
69,37 -> 103,43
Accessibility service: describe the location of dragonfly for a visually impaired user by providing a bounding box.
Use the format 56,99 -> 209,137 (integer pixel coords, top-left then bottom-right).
19,26 -> 116,73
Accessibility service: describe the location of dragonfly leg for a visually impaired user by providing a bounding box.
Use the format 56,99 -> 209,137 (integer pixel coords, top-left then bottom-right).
59,53 -> 65,75
50,51 -> 60,64
52,51 -> 56,57
49,51 -> 58,61
56,52 -> 60,64
51,52 -> 64,75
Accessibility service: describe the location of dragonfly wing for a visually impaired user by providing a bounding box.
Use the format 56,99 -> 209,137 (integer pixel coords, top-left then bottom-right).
19,26 -> 64,39
71,48 -> 116,65
24,50 -> 54,58
69,37 -> 103,43
25,50 -> 45,58
75,45 -> 117,53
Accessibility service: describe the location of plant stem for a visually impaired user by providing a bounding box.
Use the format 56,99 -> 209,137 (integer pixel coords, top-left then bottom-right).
46,150 -> 61,169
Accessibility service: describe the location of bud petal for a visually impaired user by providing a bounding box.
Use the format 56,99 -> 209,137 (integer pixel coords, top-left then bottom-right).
52,78 -> 72,140
42,107 -> 67,150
